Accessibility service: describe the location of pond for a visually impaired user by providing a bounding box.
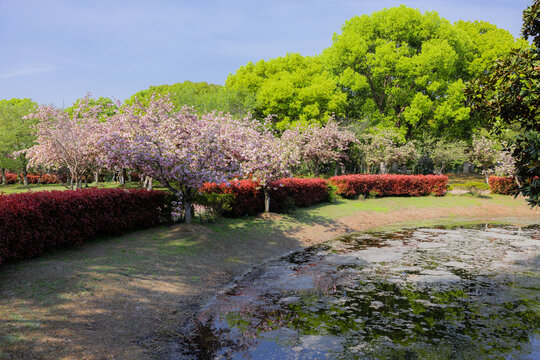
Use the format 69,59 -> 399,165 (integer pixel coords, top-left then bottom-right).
172,225 -> 540,360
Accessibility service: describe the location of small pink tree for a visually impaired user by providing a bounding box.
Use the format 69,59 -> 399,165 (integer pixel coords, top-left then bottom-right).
283,120 -> 356,176
241,119 -> 300,212
100,97 -> 263,223
23,98 -> 106,189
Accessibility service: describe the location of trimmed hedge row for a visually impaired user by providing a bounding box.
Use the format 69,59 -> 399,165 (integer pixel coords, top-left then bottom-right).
488,176 -> 518,195
200,178 -> 331,216
328,174 -> 448,199
0,188 -> 169,265
3,172 -> 61,184
201,175 -> 447,216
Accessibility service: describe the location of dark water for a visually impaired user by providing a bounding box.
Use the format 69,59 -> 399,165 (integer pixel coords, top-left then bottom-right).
173,225 -> 540,360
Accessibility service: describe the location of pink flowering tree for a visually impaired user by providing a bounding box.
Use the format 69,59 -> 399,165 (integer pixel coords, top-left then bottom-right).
358,130 -> 418,174
22,97 -> 107,189
283,120 -> 356,176
100,97 -> 262,223
241,119 -> 300,212
469,136 -> 500,183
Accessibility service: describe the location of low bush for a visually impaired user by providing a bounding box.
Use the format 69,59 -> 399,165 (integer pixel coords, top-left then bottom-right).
200,180 -> 264,217
489,176 -> 518,195
200,178 -> 332,216
329,174 -> 448,199
0,188 -> 170,265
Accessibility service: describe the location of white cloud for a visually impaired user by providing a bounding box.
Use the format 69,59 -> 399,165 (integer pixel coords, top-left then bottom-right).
0,64 -> 55,79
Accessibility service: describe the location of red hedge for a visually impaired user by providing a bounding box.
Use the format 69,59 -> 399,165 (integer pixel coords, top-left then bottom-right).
489,176 -> 518,195
3,173 -> 61,184
329,174 -> 448,198
0,189 -> 169,265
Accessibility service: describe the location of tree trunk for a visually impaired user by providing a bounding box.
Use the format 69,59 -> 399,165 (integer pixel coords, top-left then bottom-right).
184,199 -> 193,224
484,169 -> 489,185
146,177 -> 153,191
263,187 -> 270,213
1,168 -> 5,185
94,171 -> 99,185
380,162 -> 388,174
119,169 -> 126,185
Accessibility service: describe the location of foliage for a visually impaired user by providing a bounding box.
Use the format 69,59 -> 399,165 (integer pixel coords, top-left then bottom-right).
493,150 -> 517,177
226,53 -> 347,129
489,176 -> 519,195
0,98 -> 38,184
322,6 -> 525,140
65,96 -> 118,121
0,188 -> 169,265
329,174 -> 448,199
126,81 -> 255,118
200,180 -> 264,217
466,0 -> 540,206
194,192 -> 235,222
430,140 -> 468,174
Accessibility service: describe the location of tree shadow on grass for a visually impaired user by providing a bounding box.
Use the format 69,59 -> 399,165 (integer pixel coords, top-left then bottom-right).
0,201 -> 352,359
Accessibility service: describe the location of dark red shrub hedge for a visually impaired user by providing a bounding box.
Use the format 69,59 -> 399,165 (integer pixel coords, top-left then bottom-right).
488,176 -> 518,195
0,188 -> 169,265
329,174 -> 448,198
268,178 -> 330,209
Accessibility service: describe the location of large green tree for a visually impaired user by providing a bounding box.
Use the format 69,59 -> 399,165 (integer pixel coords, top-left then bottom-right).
322,5 -> 526,140
126,81 -> 255,118
0,98 -> 38,185
226,53 -> 347,129
466,0 -> 540,207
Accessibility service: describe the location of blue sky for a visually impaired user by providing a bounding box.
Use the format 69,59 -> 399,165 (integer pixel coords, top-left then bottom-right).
0,0 -> 531,107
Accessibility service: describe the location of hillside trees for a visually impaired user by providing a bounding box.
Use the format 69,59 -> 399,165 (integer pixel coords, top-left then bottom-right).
126,81 -> 255,118
226,53 -> 347,129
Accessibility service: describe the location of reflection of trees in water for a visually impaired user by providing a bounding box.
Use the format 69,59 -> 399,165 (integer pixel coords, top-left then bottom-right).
210,275 -> 539,359
183,226 -> 540,359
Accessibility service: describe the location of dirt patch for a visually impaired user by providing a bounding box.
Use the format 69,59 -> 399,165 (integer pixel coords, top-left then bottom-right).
0,199 -> 538,360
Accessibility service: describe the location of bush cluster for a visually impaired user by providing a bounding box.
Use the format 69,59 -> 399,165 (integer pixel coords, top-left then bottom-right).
488,176 -> 518,195
0,188 -> 169,265
328,174 -> 448,199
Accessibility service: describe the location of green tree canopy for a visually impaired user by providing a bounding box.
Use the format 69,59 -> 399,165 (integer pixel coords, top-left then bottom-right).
322,5 -> 526,140
226,53 -> 347,129
126,81 -> 255,118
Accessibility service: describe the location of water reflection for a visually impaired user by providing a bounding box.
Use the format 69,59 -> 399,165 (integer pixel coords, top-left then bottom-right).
176,225 -> 540,360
